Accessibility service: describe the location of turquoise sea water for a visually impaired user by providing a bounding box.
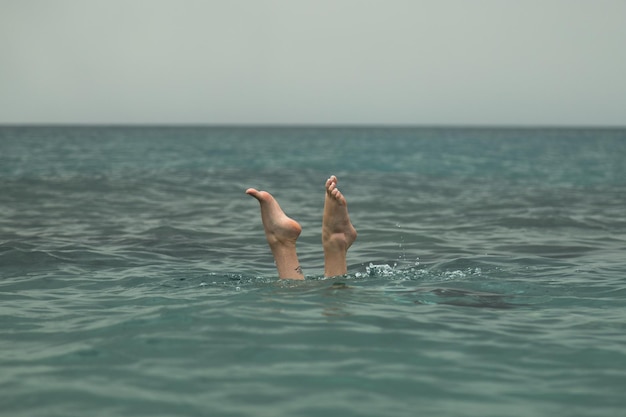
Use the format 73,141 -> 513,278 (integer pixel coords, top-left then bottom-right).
1,126 -> 626,416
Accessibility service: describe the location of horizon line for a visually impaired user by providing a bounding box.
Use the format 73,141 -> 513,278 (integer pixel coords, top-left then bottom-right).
1,122 -> 625,130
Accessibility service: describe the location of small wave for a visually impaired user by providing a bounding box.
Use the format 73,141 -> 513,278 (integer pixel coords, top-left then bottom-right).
0,247 -> 72,269
352,261 -> 484,283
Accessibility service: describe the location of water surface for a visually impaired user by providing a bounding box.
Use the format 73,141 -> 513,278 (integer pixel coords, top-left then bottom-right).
1,126 -> 625,416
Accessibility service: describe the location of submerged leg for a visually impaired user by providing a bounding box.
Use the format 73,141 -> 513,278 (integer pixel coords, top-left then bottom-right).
322,175 -> 357,277
246,188 -> 305,280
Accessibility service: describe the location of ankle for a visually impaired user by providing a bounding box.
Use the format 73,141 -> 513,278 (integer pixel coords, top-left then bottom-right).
268,238 -> 297,252
323,233 -> 352,253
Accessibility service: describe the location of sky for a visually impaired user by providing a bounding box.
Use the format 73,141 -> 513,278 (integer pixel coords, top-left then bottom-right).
1,0 -> 625,126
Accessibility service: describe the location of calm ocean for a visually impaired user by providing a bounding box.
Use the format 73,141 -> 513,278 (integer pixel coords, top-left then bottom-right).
1,126 -> 625,417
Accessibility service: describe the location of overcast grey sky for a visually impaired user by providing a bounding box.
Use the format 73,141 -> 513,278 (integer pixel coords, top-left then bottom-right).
1,0 -> 625,126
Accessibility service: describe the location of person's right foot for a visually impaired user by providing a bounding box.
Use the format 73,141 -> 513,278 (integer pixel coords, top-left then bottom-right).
322,175 -> 357,276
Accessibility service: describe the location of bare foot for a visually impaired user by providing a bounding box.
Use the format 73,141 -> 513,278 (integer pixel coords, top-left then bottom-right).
322,175 -> 357,277
246,188 -> 304,280
246,188 -> 302,246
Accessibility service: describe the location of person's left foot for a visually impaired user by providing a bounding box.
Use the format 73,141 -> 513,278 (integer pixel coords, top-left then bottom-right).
246,188 -> 302,248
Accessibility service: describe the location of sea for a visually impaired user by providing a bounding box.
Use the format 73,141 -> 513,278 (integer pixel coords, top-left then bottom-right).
1,126 -> 625,417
